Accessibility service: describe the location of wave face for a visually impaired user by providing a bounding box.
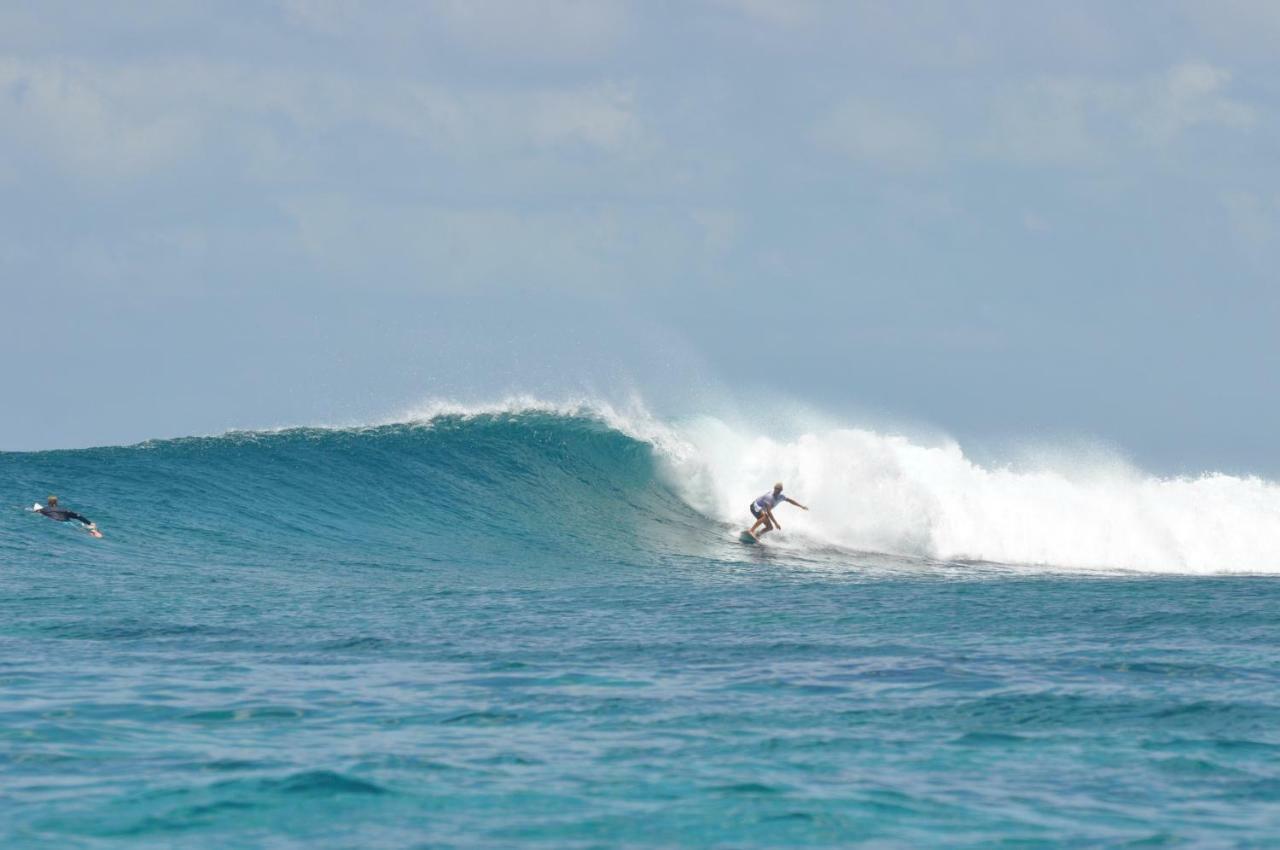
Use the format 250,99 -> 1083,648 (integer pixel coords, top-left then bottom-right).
0,408 -> 706,576
4,400 -> 1280,574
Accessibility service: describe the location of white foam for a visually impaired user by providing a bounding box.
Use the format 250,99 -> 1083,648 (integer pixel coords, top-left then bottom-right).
660,416 -> 1280,575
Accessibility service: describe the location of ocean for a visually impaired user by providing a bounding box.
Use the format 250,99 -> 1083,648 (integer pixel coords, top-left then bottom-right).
4,401 -> 1280,848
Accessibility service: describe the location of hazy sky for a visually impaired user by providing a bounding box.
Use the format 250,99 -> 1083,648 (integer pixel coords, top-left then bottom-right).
3,1 -> 1279,473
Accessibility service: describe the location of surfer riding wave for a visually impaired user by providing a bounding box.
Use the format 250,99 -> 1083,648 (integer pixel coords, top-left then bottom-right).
746,482 -> 808,541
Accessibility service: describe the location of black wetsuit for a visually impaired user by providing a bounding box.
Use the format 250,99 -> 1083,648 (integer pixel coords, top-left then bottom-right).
38,506 -> 93,526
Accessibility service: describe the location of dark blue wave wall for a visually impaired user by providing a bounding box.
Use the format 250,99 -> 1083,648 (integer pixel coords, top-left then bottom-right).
1,413 -> 712,575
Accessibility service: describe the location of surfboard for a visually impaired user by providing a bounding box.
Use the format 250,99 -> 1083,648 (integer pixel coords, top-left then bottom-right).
738,530 -> 758,544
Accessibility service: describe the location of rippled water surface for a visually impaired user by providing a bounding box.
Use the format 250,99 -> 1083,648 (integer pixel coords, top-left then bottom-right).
6,559 -> 1279,848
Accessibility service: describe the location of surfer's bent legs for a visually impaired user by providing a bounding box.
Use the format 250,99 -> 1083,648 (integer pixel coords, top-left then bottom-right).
749,505 -> 775,537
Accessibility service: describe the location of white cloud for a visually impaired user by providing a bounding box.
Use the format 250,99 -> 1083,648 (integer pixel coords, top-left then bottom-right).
0,55 -> 646,182
525,86 -> 641,151
284,197 -> 616,293
1022,211 -> 1050,234
981,62 -> 1257,166
278,194 -> 746,295
364,78 -> 644,154
279,0 -> 361,35
0,57 -> 199,179
709,0 -> 821,28
1179,0 -> 1280,59
811,98 -> 937,169
691,208 -> 738,255
1134,62 -> 1255,144
281,0 -> 630,63
434,0 -> 629,55
1221,190 -> 1280,250
981,77 -> 1105,166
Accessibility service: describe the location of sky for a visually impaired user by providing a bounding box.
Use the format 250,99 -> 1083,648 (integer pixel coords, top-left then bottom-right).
2,1 -> 1279,474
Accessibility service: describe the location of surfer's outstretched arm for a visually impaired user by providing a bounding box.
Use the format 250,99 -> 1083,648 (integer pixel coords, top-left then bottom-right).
785,498 -> 809,511
65,511 -> 93,526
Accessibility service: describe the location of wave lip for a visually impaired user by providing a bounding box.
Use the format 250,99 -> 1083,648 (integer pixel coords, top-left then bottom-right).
388,394 -> 697,461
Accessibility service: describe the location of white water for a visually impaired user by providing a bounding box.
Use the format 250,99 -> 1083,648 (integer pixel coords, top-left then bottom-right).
665,416 -> 1280,575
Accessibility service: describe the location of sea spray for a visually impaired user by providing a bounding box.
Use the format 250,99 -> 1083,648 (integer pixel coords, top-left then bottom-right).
667,413 -> 1280,573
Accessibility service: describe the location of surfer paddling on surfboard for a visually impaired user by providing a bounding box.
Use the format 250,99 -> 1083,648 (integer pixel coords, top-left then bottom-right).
33,495 -> 102,538
744,482 -> 807,541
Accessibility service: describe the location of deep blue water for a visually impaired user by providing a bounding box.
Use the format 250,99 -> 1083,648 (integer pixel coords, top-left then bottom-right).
3,413 -> 1279,848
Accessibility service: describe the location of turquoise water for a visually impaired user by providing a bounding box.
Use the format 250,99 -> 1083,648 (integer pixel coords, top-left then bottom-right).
3,413 -> 1280,848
